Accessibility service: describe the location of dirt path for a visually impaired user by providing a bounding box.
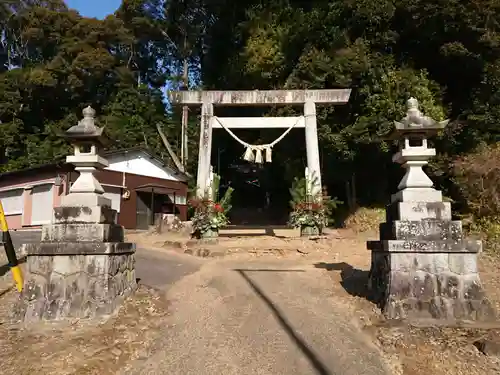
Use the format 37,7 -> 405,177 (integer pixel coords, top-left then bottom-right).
122,258 -> 392,375
127,228 -> 500,375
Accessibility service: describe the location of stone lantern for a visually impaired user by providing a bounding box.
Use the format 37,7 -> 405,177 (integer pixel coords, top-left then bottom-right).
61,106 -> 111,207
390,97 -> 449,203
17,106 -> 137,324
367,98 -> 495,323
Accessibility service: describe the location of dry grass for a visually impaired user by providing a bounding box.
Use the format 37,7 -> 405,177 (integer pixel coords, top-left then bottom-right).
344,207 -> 386,233
0,286 -> 170,375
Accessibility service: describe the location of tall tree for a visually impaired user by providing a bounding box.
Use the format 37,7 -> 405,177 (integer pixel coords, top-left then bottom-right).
0,0 -> 171,171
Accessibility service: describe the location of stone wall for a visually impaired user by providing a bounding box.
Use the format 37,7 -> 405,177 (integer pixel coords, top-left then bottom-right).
16,251 -> 136,322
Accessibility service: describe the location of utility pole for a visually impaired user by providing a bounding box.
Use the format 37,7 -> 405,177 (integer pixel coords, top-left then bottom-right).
160,26 -> 189,169
180,34 -> 189,168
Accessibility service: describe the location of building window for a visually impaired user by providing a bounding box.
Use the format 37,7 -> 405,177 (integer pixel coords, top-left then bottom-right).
0,189 -> 24,215
30,184 -> 54,225
174,195 -> 187,205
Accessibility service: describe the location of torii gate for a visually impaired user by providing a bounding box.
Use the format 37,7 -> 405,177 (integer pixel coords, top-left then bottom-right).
168,89 -> 352,197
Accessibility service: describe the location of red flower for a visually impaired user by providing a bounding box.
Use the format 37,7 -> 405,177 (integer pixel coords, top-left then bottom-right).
214,203 -> 224,212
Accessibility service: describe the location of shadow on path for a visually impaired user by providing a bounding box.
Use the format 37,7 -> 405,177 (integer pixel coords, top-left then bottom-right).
314,262 -> 374,303
235,268 -> 332,375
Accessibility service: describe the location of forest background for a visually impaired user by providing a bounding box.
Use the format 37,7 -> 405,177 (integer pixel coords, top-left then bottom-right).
2,0 -> 500,249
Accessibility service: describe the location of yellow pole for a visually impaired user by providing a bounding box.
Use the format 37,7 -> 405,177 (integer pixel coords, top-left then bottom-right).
0,201 -> 23,292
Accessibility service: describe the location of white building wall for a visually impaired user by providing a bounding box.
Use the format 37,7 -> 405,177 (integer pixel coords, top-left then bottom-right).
105,151 -> 183,181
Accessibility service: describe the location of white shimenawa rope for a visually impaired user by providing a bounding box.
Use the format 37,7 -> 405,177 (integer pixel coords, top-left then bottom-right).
214,116 -> 304,163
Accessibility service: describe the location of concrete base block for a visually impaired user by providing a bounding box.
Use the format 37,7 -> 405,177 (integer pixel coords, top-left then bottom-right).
391,188 -> 442,203
15,252 -> 136,323
16,204 -> 137,324
368,251 -> 495,321
367,196 -> 495,324
60,193 -> 111,208
368,239 -> 482,253
21,241 -> 135,256
387,201 -> 452,222
380,219 -> 462,242
53,206 -> 116,224
393,219 -> 462,241
41,223 -> 124,242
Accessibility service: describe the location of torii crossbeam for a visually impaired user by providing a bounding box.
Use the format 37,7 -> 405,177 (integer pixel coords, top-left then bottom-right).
168,89 -> 352,197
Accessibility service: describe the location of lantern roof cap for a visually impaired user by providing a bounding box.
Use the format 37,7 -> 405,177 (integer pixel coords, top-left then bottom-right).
64,106 -> 109,145
389,98 -> 449,139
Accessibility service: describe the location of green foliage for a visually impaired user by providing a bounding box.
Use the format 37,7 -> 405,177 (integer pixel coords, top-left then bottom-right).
0,0 -> 177,172
288,174 -> 342,229
190,200 -> 229,234
188,172 -> 234,235
209,173 -> 220,201
6,0 -> 500,241
288,203 -> 325,230
321,188 -> 343,226
289,176 -> 309,209
193,0 -> 500,208
219,186 -> 234,214
206,172 -> 234,214
452,142 -> 500,218
450,142 -> 500,254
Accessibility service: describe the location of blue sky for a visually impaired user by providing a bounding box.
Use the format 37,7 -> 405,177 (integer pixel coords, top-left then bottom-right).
64,0 -> 122,19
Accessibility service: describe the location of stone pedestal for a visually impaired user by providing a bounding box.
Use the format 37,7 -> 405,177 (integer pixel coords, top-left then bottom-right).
16,203 -> 136,323
368,200 -> 495,321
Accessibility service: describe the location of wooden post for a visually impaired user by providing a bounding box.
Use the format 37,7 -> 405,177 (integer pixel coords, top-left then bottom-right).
304,100 -> 322,197
173,192 -> 177,216
196,101 -> 213,197
150,188 -> 155,226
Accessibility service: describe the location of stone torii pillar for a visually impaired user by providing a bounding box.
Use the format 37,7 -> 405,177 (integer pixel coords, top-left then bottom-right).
197,100 -> 214,197
168,89 -> 352,198
304,100 -> 322,197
